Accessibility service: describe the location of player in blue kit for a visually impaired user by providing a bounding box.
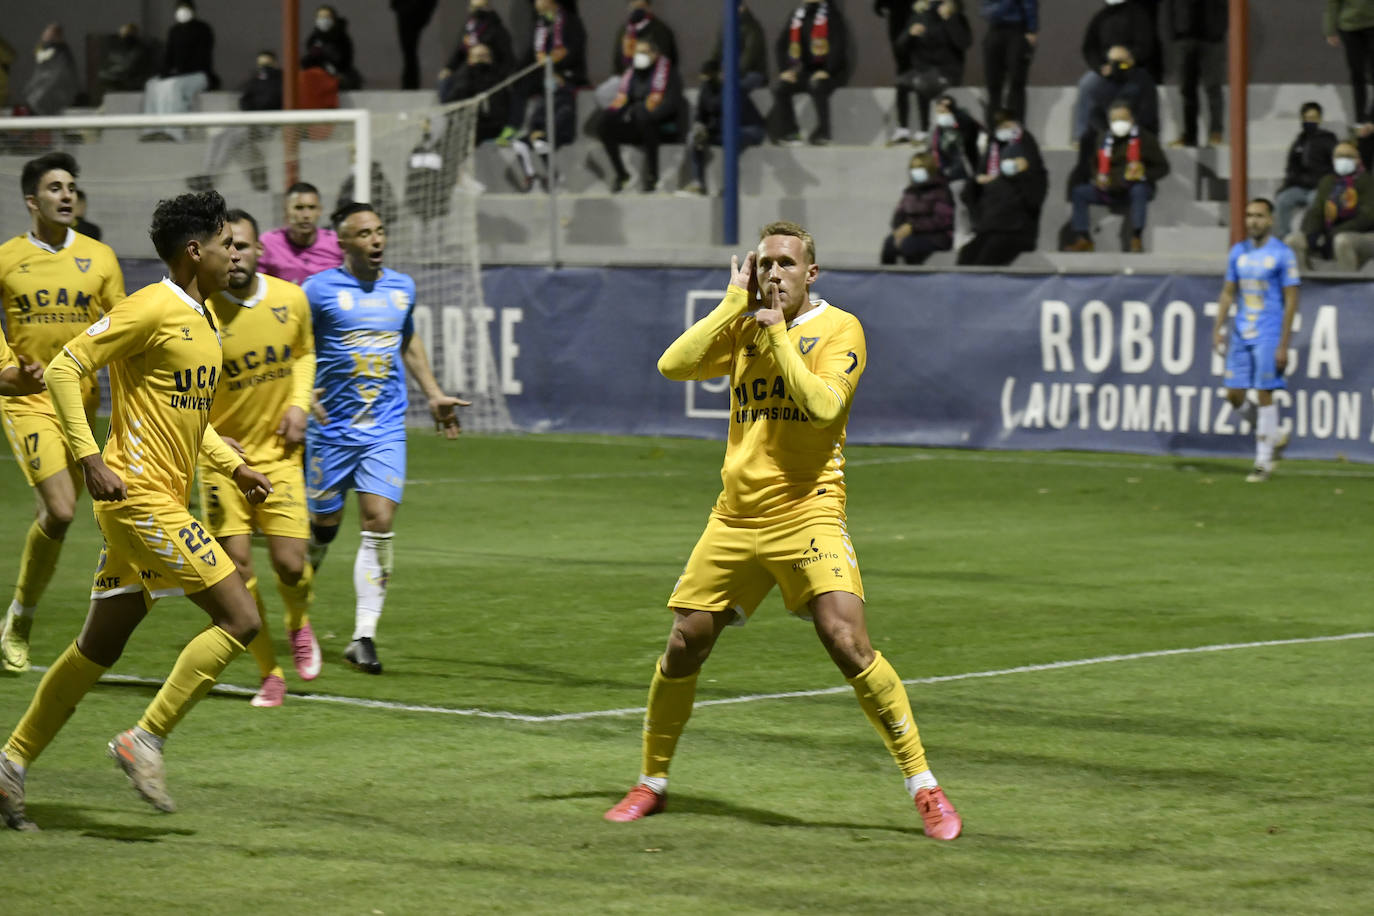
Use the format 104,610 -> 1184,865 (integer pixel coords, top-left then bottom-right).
1212,198 -> 1301,483
303,202 -> 467,673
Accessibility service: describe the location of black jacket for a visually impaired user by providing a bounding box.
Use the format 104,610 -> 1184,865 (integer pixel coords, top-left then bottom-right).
1070,125 -> 1170,191
239,65 -> 282,112
897,6 -> 973,85
1081,0 -> 1157,74
608,59 -> 684,125
1165,0 -> 1227,42
931,104 -> 984,182
446,9 -> 515,74
701,7 -> 768,81
1282,125 -> 1338,191
302,18 -> 358,84
775,2 -> 849,82
611,14 -> 679,72
963,128 -> 1048,238
163,19 -> 218,88
525,9 -> 588,88
1088,65 -> 1160,136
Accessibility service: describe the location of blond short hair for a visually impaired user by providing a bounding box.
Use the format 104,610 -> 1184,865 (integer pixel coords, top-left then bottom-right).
758,220 -> 815,265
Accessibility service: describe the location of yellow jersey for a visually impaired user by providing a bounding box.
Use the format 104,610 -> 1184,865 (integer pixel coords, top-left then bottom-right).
205,273 -> 315,466
55,278 -> 236,509
0,333 -> 16,373
660,287 -> 867,522
0,228 -> 124,418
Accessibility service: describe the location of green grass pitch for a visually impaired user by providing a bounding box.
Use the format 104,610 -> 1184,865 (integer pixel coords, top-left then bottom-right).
2,434 -> 1371,914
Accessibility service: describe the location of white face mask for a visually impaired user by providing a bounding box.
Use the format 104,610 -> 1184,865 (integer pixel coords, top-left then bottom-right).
1335,156 -> 1358,176
910,167 -> 929,184
1000,159 -> 1019,177
35,46 -> 56,63
175,6 -> 194,23
633,52 -> 652,70
995,127 -> 1015,143
1110,119 -> 1133,138
316,17 -> 334,31
935,112 -> 956,129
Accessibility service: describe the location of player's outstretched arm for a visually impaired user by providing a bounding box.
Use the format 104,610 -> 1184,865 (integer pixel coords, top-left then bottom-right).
658,252 -> 757,381
402,335 -> 471,439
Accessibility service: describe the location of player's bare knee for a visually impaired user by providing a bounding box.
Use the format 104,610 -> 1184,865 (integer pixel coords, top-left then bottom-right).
37,501 -> 75,536
270,553 -> 305,585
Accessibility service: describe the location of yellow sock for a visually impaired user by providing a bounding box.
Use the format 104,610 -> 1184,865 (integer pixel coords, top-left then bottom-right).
848,651 -> 929,778
138,626 -> 245,738
242,577 -> 283,681
277,562 -> 314,632
3,641 -> 108,768
14,520 -> 64,610
641,662 -> 698,779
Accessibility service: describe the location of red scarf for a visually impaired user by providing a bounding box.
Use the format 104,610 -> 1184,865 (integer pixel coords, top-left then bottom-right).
787,2 -> 830,68
613,55 -> 671,112
1098,126 -> 1140,179
532,11 -> 565,58
621,14 -> 654,65
1326,169 -> 1363,227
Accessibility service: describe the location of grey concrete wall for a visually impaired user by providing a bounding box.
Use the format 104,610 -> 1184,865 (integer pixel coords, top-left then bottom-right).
0,2 -> 1351,109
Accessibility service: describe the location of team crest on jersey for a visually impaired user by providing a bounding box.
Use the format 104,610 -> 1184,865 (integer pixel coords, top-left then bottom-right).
28,457 -> 40,470
390,290 -> 409,311
744,342 -> 758,357
272,305 -> 289,323
17,263 -> 28,273
74,257 -> 91,273
799,336 -> 819,354
181,326 -> 193,340
201,549 -> 217,566
338,290 -> 355,311
85,315 -> 110,336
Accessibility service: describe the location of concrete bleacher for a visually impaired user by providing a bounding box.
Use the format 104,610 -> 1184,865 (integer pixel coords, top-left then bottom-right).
1,83 -> 1353,272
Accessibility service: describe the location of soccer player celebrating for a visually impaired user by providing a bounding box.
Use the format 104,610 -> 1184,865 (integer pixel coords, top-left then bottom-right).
1211,198 -> 1301,482
0,337 -> 46,397
604,221 -> 962,841
0,191 -> 273,831
303,203 -> 467,675
0,152 -> 125,674
199,209 -> 320,707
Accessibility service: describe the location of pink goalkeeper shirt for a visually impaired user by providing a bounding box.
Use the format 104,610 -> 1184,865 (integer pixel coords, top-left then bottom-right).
257,227 -> 343,285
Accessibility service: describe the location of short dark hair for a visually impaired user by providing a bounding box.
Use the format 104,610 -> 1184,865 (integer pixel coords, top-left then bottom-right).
21,151 -> 78,198
149,190 -> 228,264
992,108 -> 1016,126
226,207 -> 260,239
1301,101 -> 1323,118
285,181 -> 320,198
1248,197 -> 1275,215
1108,97 -> 1134,115
331,201 -> 377,230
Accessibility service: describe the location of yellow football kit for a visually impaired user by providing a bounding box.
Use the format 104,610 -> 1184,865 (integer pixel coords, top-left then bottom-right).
0,229 -> 123,485
45,278 -> 244,601
197,273 -> 315,539
660,285 -> 868,620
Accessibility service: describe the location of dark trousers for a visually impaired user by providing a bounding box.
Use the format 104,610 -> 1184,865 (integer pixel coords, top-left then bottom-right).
394,0 -> 439,90
957,232 -> 1031,266
771,73 -> 836,139
884,10 -> 915,129
1341,26 -> 1374,119
1175,38 -> 1224,144
598,106 -> 674,182
524,85 -> 577,146
984,24 -> 1033,121
881,232 -> 946,265
1070,181 -> 1154,233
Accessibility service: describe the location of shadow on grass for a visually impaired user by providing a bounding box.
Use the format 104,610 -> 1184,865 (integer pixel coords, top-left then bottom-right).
24,803 -> 196,842
539,790 -> 926,837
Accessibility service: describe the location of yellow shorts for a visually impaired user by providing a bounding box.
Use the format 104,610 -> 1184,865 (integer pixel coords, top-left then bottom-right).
197,458 -> 309,539
3,408 -> 80,487
668,513 -> 864,623
91,498 -> 238,602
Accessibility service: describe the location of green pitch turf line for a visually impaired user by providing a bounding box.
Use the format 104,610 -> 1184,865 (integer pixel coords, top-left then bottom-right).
31,631 -> 1373,723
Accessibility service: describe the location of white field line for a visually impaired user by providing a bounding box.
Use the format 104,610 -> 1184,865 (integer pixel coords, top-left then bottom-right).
37,631 -> 1373,725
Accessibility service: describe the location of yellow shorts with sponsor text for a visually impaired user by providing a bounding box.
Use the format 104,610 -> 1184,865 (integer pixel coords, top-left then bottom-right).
3,408 -> 82,487
667,512 -> 863,623
197,458 -> 308,539
91,498 -> 237,602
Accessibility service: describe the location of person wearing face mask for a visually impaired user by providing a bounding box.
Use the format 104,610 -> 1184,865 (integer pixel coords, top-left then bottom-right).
683,4 -> 768,197
893,0 -> 972,140
1275,103 -> 1338,237
771,0 -> 851,145
596,1 -> 680,109
433,41 -> 512,192
927,94 -> 983,183
958,110 -> 1047,265
596,36 -> 684,193
439,0 -> 515,95
20,23 -> 79,117
302,5 -> 361,92
1287,141 -> 1374,271
506,0 -> 588,190
188,50 -> 282,194
1078,44 -> 1159,140
141,1 -> 218,142
1074,0 -> 1158,141
881,151 -> 954,264
1063,99 -> 1169,253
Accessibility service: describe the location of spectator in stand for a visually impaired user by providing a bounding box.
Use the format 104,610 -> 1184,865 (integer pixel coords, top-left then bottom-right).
97,24 -> 155,103
1276,103 -> 1337,237
1074,0 -> 1158,141
682,3 -> 768,197
771,0 -> 849,146
438,42 -> 511,137
0,36 -> 13,108
958,108 -> 1047,265
1166,0 -> 1225,147
875,2 -> 915,142
258,182 -> 344,285
596,1 -> 679,108
1326,0 -> 1374,124
894,1 -> 972,140
1063,98 -> 1169,253
303,5 -> 362,92
597,35 -> 683,194
72,189 -> 103,242
1287,140 -> 1374,271
1080,44 -> 1159,137
927,93 -> 983,183
188,50 -> 281,193
881,150 -> 954,264
981,1 -> 1037,124
142,1 -> 218,142
391,0 -> 439,90
20,23 -> 80,117
508,0 -> 588,192
438,0 -> 515,97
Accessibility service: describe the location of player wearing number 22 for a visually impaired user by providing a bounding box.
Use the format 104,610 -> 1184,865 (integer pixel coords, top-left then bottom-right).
0,191 -> 275,830
302,202 -> 466,675
604,220 -> 962,840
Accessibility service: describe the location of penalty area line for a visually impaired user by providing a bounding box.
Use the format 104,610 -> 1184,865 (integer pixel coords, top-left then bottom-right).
43,631 -> 1374,724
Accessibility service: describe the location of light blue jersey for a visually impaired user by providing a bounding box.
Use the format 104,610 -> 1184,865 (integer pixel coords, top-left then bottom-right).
1224,235 -> 1300,343
303,266 -> 416,446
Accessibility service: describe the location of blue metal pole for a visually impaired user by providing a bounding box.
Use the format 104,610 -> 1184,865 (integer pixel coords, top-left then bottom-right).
722,0 -> 740,246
